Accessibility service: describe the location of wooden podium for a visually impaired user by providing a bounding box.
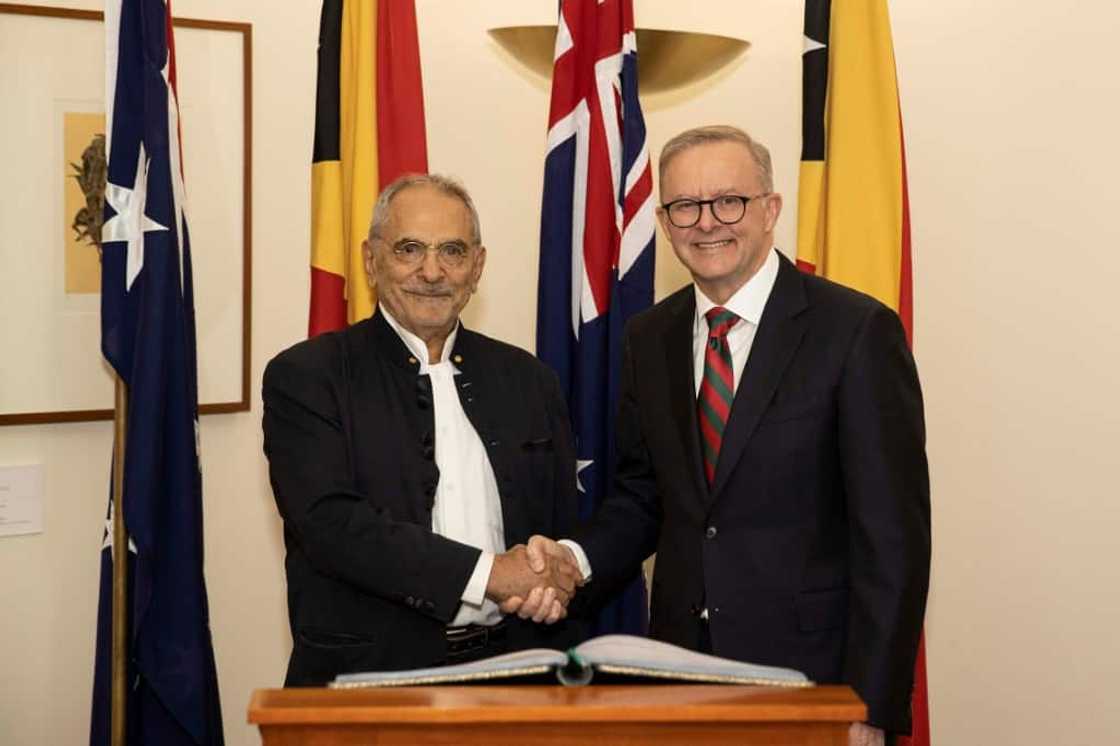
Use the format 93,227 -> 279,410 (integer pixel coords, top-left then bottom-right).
248,684 -> 865,745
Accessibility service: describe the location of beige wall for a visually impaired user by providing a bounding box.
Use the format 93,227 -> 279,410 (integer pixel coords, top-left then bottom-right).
896,2 -> 1120,743
2,1 -> 1118,744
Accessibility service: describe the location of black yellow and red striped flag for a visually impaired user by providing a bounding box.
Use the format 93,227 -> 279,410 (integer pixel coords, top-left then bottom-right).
797,0 -> 928,743
309,0 -> 428,336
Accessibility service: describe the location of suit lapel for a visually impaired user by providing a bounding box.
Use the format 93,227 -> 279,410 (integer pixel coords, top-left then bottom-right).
448,328 -> 529,543
710,256 -> 809,500
663,292 -> 710,504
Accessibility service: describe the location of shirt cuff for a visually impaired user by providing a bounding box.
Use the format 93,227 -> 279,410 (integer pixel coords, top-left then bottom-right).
460,551 -> 493,607
558,539 -> 593,581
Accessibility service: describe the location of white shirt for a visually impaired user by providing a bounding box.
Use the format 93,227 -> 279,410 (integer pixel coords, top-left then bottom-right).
562,248 -> 782,581
692,247 -> 780,396
381,308 -> 505,627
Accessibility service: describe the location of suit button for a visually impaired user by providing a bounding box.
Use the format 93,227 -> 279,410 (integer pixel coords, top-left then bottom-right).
405,596 -> 415,607
423,601 -> 435,612
705,526 -> 717,539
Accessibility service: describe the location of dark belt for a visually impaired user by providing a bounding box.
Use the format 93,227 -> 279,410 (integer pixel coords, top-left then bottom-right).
444,619 -> 509,658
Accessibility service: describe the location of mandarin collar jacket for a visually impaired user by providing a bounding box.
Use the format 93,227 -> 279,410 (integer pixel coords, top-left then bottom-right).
263,310 -> 584,684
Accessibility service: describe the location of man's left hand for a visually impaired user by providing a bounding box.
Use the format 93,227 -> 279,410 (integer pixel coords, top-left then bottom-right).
848,723 -> 885,746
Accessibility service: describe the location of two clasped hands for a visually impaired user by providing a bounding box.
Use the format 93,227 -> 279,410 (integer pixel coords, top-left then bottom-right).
485,536 -> 581,624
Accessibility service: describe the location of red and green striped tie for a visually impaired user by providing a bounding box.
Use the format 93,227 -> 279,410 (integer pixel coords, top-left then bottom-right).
698,306 -> 740,486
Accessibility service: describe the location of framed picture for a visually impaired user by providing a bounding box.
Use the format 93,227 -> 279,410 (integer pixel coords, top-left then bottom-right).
0,3 -> 252,425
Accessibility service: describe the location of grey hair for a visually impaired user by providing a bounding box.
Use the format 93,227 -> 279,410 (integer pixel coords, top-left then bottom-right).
658,125 -> 774,194
367,173 -> 482,245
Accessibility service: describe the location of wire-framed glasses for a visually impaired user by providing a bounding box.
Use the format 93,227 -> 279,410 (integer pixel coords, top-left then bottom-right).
384,238 -> 475,269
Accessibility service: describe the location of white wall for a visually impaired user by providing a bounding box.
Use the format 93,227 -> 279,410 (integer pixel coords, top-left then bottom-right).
1,1 -> 1118,744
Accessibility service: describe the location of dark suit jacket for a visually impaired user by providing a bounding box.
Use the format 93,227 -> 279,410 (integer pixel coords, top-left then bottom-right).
263,311 -> 584,686
575,254 -> 930,733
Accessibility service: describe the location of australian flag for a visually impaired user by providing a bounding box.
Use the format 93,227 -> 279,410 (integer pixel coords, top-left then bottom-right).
92,1 -> 223,744
536,0 -> 656,635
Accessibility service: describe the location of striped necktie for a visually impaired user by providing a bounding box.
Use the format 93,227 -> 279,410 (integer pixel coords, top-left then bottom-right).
698,306 -> 740,486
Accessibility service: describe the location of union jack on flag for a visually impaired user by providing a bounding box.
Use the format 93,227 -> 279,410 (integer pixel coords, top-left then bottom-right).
93,1 -> 223,743
536,0 -> 656,635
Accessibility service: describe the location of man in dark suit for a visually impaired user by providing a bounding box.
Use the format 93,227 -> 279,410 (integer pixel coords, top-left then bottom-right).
263,174 -> 582,686
521,126 -> 930,745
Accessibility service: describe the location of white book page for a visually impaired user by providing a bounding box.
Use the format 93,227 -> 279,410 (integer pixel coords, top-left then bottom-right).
573,635 -> 809,683
333,647 -> 568,686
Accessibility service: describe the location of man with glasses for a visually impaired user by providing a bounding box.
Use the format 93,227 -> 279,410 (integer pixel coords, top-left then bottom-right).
518,126 -> 930,745
263,174 -> 583,686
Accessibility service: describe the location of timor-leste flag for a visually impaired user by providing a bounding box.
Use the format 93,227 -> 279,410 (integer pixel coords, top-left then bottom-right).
797,1 -> 929,744
309,0 -> 428,336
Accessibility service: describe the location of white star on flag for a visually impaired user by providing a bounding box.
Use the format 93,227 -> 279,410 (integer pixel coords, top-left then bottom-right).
803,34 -> 826,55
576,459 -> 593,493
102,141 -> 169,290
101,498 -> 138,557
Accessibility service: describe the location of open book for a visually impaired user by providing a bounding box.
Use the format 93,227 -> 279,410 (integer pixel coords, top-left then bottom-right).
330,634 -> 811,689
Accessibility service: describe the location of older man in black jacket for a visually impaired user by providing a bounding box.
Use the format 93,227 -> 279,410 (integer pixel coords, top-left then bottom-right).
263,174 -> 582,685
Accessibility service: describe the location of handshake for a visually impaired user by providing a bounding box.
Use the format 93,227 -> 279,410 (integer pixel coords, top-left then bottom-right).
484,536 -> 584,625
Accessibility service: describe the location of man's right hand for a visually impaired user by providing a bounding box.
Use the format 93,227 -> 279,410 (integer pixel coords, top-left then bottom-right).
499,535 -> 586,622
485,544 -> 580,624
524,534 -> 582,577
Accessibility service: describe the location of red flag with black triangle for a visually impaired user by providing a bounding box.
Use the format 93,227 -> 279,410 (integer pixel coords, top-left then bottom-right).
309,0 -> 428,336
797,1 -> 929,743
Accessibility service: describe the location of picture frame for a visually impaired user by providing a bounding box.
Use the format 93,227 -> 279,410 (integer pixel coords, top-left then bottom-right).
0,3 -> 253,425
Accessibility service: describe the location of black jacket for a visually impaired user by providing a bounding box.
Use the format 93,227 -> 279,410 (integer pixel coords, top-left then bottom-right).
575,254 -> 930,734
263,311 -> 584,685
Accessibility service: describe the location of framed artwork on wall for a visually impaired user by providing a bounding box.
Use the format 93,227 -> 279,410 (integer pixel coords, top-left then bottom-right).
0,3 -> 252,425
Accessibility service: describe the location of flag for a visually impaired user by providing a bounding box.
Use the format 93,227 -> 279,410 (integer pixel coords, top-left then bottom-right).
536,0 -> 656,635
797,1 -> 928,743
309,0 -> 428,336
92,0 -> 223,743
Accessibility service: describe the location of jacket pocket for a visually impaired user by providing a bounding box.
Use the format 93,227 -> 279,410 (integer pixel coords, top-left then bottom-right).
760,396 -> 831,425
521,435 -> 554,452
296,627 -> 382,649
795,588 -> 848,632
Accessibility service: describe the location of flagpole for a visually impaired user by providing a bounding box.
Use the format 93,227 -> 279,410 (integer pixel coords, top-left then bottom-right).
111,375 -> 129,746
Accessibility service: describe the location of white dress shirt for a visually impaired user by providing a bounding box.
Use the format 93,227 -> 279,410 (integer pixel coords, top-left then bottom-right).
381,308 -> 504,627
561,248 -> 782,581
692,247 -> 780,396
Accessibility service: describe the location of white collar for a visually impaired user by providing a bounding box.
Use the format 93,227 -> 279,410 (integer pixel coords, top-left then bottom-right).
693,247 -> 780,330
379,304 -> 459,368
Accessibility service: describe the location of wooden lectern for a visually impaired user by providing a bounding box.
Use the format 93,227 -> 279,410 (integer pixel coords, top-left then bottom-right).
249,684 -> 865,745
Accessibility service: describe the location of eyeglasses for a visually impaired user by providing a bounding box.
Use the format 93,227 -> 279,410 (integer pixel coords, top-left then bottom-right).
659,194 -> 768,229
382,238 -> 475,269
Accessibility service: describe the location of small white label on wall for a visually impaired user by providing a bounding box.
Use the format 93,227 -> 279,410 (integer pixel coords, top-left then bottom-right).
0,464 -> 44,537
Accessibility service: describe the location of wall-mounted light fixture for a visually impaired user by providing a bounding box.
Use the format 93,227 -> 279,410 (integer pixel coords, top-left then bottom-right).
488,25 -> 749,95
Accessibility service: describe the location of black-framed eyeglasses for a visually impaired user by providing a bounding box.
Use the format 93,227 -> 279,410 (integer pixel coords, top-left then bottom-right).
381,238 -> 475,269
659,194 -> 768,229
